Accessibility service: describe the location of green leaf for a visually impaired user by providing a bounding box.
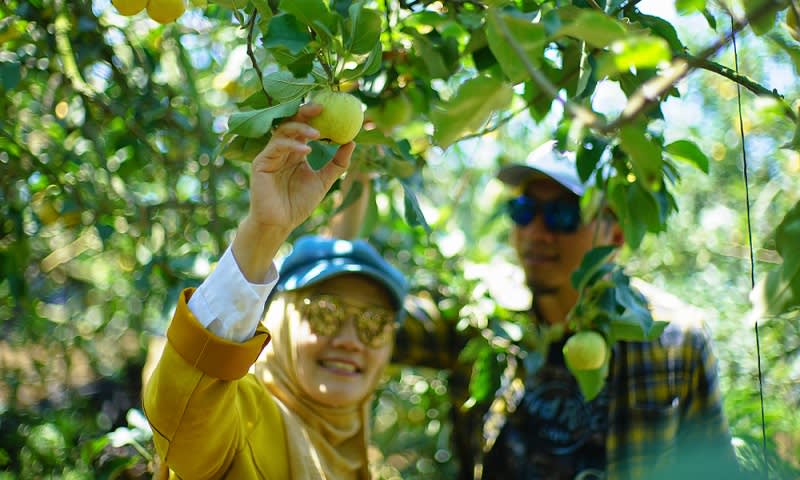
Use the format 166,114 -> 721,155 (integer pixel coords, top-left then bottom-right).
430,75 -> 513,148
619,125 -> 663,188
750,201 -> 800,318
486,11 -> 547,83
675,0 -> 706,14
744,0 -> 780,36
279,0 -> 336,35
558,10 -> 628,48
332,179 -> 364,215
286,51 -> 316,78
227,99 -> 301,138
222,135 -> 269,162
609,318 -> 646,341
566,354 -> 609,401
263,14 -> 311,55
410,32 -> 451,79
344,5 -> 382,55
665,139 -> 710,173
341,41 -> 382,81
401,180 -> 432,234
630,12 -> 684,53
597,35 -> 672,77
263,71 -> 315,103
571,246 -> 616,292
607,179 -> 645,250
576,136 -> 608,183
627,182 -> 662,233
468,342 -> 502,403
0,61 -> 21,91
701,8 -> 717,30
306,141 -> 339,170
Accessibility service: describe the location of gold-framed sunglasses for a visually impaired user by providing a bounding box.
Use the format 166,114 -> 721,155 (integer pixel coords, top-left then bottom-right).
299,294 -> 395,348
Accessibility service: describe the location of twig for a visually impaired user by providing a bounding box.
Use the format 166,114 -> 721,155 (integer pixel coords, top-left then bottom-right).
489,10 -> 602,129
458,105 -> 529,142
683,53 -> 797,121
602,0 -> 788,132
246,10 -> 272,104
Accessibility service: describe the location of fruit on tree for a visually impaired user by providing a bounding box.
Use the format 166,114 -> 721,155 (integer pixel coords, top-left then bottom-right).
112,0 -> 148,16
563,331 -> 607,370
309,89 -> 364,144
380,93 -> 413,129
147,0 -> 186,24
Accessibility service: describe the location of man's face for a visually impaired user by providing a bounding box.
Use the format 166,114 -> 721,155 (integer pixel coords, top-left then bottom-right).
510,177 -> 617,296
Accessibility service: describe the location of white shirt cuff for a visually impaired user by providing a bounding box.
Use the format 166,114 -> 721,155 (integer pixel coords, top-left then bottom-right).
187,246 -> 278,342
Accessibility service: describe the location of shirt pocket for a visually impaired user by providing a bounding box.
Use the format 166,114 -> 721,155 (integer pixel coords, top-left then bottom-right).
630,396 -> 681,445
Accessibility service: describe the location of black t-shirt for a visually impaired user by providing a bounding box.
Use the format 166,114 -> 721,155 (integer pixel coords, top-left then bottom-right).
483,339 -> 609,480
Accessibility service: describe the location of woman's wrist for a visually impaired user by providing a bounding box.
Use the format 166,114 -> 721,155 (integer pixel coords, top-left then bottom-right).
232,216 -> 290,283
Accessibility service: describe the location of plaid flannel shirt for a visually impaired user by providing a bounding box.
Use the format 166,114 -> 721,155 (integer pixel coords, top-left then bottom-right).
393,287 -> 739,480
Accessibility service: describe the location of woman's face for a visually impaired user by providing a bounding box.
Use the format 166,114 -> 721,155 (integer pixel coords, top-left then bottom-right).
292,273 -> 396,407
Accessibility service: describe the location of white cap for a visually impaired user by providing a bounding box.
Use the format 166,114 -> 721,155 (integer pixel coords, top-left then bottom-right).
496,140 -> 586,196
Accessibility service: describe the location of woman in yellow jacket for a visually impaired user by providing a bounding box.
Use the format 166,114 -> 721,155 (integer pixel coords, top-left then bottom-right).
143,102 -> 407,479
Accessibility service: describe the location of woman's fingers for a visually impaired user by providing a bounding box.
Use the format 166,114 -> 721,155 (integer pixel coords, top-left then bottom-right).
318,142 -> 354,187
274,120 -> 319,142
294,102 -> 323,122
254,137 -> 311,171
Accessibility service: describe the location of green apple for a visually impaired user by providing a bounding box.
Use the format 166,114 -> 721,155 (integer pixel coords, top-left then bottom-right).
563,331 -> 607,370
309,89 -> 364,144
380,93 -> 413,129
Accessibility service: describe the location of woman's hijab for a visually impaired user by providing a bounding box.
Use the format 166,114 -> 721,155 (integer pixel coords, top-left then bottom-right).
254,294 -> 381,480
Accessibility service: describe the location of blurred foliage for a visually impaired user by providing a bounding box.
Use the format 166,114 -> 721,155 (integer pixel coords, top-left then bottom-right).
2,0 -> 800,478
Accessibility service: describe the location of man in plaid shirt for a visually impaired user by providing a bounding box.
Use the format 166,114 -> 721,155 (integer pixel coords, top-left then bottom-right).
392,142 -> 741,479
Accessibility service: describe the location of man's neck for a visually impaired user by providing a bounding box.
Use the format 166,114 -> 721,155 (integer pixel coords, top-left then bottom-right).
530,287 -> 579,327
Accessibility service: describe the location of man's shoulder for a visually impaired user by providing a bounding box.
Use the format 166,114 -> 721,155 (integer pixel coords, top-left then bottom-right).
629,278 -> 714,348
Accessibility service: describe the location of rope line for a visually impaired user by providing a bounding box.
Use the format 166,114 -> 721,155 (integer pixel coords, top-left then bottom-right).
731,20 -> 768,478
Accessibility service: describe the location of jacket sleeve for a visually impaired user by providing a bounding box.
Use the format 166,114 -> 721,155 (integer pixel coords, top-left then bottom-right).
143,288 -> 272,479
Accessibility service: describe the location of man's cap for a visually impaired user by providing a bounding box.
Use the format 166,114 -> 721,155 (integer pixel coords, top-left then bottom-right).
496,140 -> 587,196
276,235 -> 408,311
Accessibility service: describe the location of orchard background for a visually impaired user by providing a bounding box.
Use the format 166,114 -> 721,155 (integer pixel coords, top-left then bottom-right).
1,0 -> 799,477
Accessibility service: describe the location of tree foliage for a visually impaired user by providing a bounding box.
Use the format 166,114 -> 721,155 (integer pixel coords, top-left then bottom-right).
2,0 -> 800,476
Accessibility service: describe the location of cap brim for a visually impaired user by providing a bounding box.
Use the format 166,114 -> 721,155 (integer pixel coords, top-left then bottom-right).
278,260 -> 405,310
497,164 -> 585,196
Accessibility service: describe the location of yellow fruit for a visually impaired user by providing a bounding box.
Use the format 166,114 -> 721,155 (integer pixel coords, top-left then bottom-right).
563,331 -> 607,370
112,0 -> 148,16
147,0 -> 186,24
31,192 -> 59,226
309,90 -> 364,144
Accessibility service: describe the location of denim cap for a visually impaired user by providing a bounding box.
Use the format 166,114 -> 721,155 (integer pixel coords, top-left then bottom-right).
497,140 -> 587,196
276,235 -> 408,313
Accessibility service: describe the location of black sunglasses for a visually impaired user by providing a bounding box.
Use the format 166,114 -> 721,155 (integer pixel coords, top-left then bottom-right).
506,195 -> 582,233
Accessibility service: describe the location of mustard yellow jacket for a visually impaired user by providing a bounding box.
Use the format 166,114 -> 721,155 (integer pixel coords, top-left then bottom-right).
143,289 -> 288,479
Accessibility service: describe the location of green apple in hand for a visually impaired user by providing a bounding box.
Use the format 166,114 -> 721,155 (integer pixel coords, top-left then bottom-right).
309,89 -> 364,144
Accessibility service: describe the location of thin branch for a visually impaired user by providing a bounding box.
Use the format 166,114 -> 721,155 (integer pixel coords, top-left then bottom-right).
683,53 -> 797,121
458,105 -> 529,142
489,10 -> 602,129
318,50 -> 336,85
602,0 -> 788,132
246,10 -> 272,104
